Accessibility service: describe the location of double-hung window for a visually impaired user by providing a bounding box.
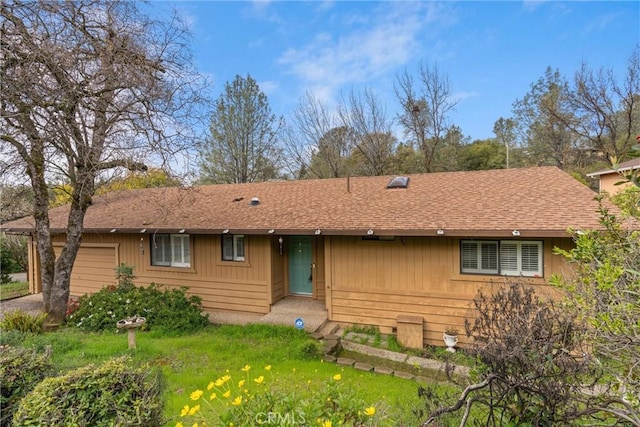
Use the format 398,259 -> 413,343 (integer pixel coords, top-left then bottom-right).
222,234 -> 245,262
151,234 -> 191,268
461,240 -> 542,277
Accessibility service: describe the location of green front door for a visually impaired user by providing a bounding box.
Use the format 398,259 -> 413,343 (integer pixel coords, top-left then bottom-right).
289,236 -> 312,295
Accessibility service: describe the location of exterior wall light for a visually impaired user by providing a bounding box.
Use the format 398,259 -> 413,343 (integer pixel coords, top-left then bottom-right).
222,229 -> 229,234
140,229 -> 146,233
315,229 -> 321,235
178,229 -> 185,233
366,229 -> 374,235
437,229 -> 445,235
512,230 -> 521,236
110,228 -> 117,233
268,229 -> 275,234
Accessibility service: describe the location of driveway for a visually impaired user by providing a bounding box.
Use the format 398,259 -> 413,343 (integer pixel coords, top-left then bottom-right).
0,293 -> 44,320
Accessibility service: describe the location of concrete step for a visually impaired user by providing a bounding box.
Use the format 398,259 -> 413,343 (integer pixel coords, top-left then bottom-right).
317,321 -> 339,336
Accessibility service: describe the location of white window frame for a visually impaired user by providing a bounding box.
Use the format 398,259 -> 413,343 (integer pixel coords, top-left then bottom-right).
461,240 -> 543,277
222,234 -> 245,262
151,234 -> 191,268
461,241 -> 499,274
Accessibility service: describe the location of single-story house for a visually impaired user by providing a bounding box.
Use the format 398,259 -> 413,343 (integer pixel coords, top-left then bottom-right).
2,167 -> 624,346
587,158 -> 640,195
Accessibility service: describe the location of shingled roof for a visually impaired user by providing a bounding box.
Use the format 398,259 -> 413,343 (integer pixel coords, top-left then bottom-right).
2,166 -> 625,238
587,157 -> 640,177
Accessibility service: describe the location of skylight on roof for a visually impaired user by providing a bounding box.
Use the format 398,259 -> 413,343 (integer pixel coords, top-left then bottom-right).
387,176 -> 409,189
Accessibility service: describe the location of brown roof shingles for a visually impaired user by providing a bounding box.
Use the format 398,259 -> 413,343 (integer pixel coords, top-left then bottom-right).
3,166 -> 632,237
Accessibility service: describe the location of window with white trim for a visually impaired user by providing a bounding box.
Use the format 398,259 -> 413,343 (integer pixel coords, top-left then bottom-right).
151,234 -> 191,268
461,240 -> 543,277
222,234 -> 245,262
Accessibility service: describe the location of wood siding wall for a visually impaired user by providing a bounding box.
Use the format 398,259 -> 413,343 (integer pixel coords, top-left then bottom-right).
324,236 -> 573,346
270,238 -> 285,304
313,236 -> 326,301
52,233 -> 274,315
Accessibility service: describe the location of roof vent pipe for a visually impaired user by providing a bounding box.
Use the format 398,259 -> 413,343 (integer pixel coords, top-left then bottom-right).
250,197 -> 260,206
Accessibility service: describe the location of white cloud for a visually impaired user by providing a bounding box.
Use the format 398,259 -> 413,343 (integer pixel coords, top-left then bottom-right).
278,2 -> 453,104
258,80 -> 279,95
451,90 -> 480,103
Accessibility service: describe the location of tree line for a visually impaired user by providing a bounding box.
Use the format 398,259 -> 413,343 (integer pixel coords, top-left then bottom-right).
199,48 -> 639,185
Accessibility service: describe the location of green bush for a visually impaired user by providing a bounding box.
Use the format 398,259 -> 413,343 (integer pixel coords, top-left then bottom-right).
67,283 -> 209,334
12,355 -> 164,427
0,346 -> 53,427
296,340 -> 322,360
0,310 -> 48,334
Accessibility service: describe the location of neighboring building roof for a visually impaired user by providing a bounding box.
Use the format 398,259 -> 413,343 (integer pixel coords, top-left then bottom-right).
587,158 -> 640,177
2,166 -> 628,238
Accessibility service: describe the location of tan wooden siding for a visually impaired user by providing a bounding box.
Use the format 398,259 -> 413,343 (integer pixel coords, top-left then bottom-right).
326,236 -> 574,346
599,172 -> 634,195
271,237 -> 285,304
313,236 -> 326,301
53,242 -> 119,296
53,233 -> 273,315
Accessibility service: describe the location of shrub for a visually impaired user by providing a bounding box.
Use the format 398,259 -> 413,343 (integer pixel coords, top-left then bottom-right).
67,283 -> 209,334
12,355 -> 164,427
0,346 -> 53,427
0,310 -> 48,334
296,340 -> 322,360
421,282 -> 601,426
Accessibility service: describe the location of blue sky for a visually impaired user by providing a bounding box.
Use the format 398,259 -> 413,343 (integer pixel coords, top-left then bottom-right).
164,1 -> 639,142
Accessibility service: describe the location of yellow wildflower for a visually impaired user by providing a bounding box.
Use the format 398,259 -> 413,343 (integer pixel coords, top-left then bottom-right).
364,406 -> 376,416
207,381 -> 215,391
333,374 -> 341,381
322,421 -> 332,427
241,364 -> 251,372
192,424 -> 198,427
254,375 -> 264,385
188,404 -> 200,416
231,396 -> 243,406
210,393 -> 217,400
238,379 -> 245,388
214,378 -> 225,387
176,422 -> 184,427
180,405 -> 190,417
223,390 -> 231,398
221,374 -> 231,383
264,365 -> 272,371
190,390 -> 203,401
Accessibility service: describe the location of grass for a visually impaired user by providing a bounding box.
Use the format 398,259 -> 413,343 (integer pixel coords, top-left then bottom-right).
0,281 -> 29,300
10,323 -> 435,426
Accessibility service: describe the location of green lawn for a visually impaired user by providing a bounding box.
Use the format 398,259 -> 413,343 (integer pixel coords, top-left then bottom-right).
0,281 -> 29,300
14,324 -> 444,426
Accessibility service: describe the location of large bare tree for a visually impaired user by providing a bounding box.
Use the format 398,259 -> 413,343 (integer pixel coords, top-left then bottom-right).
395,62 -> 459,172
283,92 -> 354,179
566,47 -> 640,165
338,88 -> 395,176
0,0 -> 209,322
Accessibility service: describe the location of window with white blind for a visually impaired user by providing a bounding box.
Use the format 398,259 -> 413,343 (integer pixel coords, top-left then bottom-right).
222,234 -> 245,262
461,240 -> 542,277
151,234 -> 191,268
